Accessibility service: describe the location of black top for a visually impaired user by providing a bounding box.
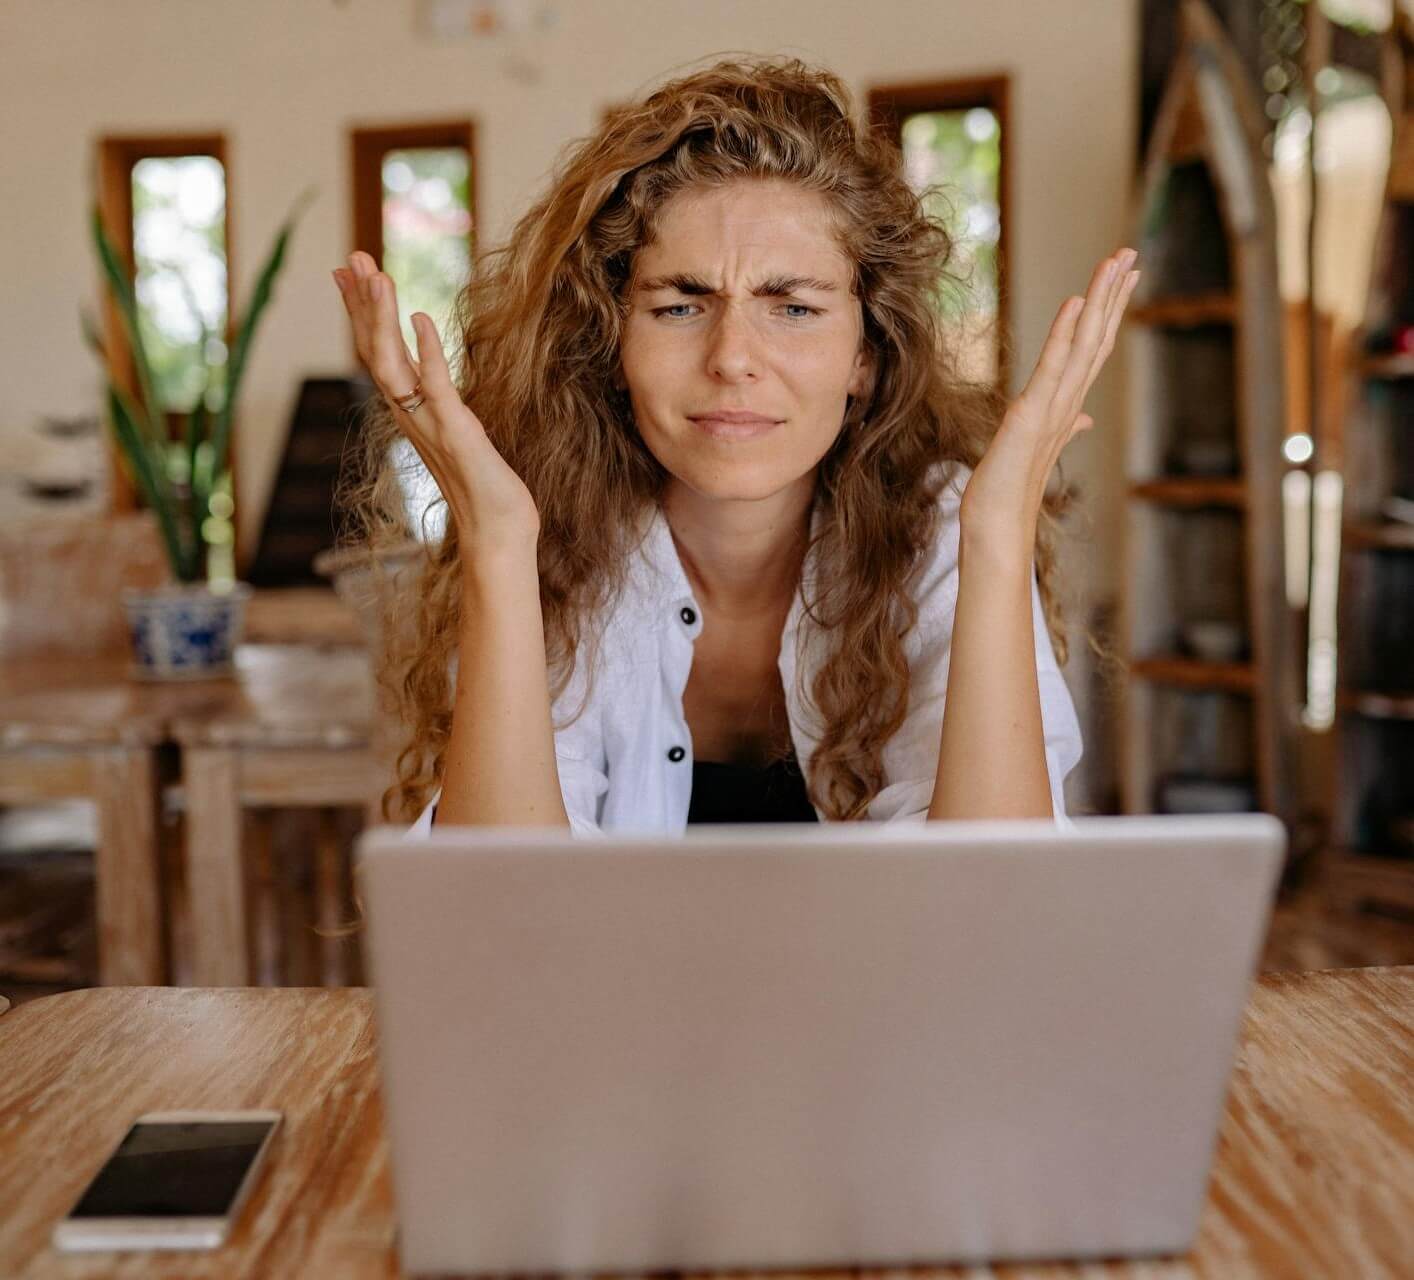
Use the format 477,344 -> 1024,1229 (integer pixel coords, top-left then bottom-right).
687,755 -> 820,825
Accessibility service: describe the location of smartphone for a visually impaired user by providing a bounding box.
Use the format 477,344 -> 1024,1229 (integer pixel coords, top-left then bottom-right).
52,1110 -> 281,1252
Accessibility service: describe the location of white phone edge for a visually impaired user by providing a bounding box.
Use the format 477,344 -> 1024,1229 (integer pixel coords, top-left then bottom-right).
52,1109 -> 282,1253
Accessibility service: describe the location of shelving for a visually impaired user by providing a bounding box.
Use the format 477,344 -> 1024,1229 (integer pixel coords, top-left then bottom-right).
1325,13 -> 1414,909
1129,478 -> 1246,508
1343,519 -> 1414,551
1339,691 -> 1414,719
1358,351 -> 1414,378
1118,0 -> 1302,824
1129,657 -> 1255,695
1128,321 -> 1242,483
1127,292 -> 1237,327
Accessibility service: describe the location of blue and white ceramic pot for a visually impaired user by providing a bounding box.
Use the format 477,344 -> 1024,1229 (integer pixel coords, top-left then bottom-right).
120,582 -> 252,681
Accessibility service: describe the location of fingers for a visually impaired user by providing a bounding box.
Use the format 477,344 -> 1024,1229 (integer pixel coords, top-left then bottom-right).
410,312 -> 450,387
1060,253 -> 1125,390
1087,266 -> 1140,389
334,251 -> 421,400
1011,247 -> 1139,453
1082,251 -> 1139,388
409,312 -> 466,427
1019,295 -> 1084,406
1057,248 -> 1137,409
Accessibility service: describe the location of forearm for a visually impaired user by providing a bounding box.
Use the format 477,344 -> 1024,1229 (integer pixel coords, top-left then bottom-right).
927,523 -> 1053,821
433,551 -> 571,828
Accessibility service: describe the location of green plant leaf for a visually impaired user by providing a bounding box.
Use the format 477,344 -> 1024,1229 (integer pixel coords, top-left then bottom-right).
89,205 -> 163,446
162,254 -> 217,543
186,393 -> 211,540
207,185 -> 317,488
108,385 -> 195,580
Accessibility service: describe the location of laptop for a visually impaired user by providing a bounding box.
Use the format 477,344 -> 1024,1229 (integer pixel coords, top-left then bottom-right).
356,813 -> 1284,1275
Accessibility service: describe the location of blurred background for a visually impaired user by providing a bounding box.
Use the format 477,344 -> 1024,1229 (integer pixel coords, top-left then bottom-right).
1,0 -> 1411,1002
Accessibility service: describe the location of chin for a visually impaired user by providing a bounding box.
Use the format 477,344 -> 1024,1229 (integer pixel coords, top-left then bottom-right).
660,451 -> 805,504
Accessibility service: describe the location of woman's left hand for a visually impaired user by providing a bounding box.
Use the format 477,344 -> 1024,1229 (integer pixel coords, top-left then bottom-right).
960,246 -> 1140,547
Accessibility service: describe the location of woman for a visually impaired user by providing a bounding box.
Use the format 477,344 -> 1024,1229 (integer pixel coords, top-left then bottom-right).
332,57 -> 1137,835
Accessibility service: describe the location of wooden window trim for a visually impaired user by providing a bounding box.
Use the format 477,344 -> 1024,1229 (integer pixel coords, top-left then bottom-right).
867,75 -> 1012,392
349,120 -> 477,361
96,133 -> 235,517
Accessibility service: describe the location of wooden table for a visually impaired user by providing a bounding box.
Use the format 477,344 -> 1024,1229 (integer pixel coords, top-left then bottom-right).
0,629 -> 381,988
241,587 -> 366,648
1,968 -> 1410,1278
171,644 -> 385,987
0,653 -> 228,985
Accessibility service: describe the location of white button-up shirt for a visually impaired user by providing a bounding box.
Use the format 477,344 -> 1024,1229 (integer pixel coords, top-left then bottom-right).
405,463 -> 1082,837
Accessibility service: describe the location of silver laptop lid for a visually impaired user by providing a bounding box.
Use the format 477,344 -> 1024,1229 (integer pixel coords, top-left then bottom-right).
358,814 -> 1284,1274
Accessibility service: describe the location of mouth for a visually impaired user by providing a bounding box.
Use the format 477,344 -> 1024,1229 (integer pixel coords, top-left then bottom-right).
687,411 -> 785,441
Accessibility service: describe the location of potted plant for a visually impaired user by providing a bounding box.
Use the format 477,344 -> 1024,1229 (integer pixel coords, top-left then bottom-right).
82,188 -> 314,679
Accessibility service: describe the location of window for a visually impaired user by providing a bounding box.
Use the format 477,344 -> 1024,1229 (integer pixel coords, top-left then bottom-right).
130,155 -> 229,413
351,123 -> 475,545
350,122 -> 476,362
869,77 -> 1011,388
96,135 -> 236,573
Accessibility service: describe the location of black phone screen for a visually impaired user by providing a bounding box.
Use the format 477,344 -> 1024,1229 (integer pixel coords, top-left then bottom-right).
68,1119 -> 277,1219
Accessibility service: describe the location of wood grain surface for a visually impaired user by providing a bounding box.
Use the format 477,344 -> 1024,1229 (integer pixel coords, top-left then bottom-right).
167,643 -> 375,751
241,587 -> 363,648
0,968 -> 1409,1279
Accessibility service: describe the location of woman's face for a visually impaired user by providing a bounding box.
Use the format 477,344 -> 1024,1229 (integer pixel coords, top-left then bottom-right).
620,178 -> 871,502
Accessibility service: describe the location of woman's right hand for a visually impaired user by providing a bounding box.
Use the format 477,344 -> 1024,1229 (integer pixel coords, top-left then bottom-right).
333,251 -> 542,559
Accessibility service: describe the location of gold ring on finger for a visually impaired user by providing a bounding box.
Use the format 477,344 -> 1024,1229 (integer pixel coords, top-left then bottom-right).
391,382 -> 426,413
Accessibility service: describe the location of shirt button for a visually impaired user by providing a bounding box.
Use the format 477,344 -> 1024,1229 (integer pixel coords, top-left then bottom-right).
679,606 -> 697,626
667,745 -> 686,762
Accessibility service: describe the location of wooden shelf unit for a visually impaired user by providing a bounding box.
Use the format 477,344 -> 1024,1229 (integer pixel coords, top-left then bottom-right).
1358,350 -> 1414,379
1343,519 -> 1414,551
1326,14 -> 1414,908
1338,690 -> 1414,720
1118,0 -> 1303,825
1126,291 -> 1237,327
1129,477 -> 1247,508
1129,657 -> 1256,695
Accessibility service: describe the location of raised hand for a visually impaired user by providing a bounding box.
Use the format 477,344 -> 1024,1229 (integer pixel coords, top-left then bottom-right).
960,246 -> 1140,545
333,251 -> 541,559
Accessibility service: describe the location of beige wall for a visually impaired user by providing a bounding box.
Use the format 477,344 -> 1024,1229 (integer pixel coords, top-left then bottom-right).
0,0 -> 1137,803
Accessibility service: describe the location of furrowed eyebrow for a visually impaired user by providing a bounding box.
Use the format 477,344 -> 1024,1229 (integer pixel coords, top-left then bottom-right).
635,273 -> 716,296
634,272 -> 840,297
752,274 -> 839,297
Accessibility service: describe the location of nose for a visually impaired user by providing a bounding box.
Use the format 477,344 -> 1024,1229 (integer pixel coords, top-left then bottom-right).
704,305 -> 759,384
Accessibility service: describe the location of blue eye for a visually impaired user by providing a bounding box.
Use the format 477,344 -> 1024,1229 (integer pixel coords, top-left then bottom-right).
653,304 -> 697,318
781,304 -> 818,319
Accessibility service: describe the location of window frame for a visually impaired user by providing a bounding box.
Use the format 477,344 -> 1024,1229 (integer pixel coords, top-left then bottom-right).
348,119 -> 478,362
867,75 -> 1013,392
96,133 -> 235,517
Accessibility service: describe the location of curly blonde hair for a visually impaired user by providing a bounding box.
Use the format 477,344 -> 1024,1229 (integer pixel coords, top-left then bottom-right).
339,55 -> 1074,826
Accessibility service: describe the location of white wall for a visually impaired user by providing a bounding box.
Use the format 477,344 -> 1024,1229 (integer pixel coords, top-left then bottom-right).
0,0 -> 1137,806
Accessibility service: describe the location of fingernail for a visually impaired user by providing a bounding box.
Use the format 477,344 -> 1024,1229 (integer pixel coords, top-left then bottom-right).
331,270 -> 345,290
